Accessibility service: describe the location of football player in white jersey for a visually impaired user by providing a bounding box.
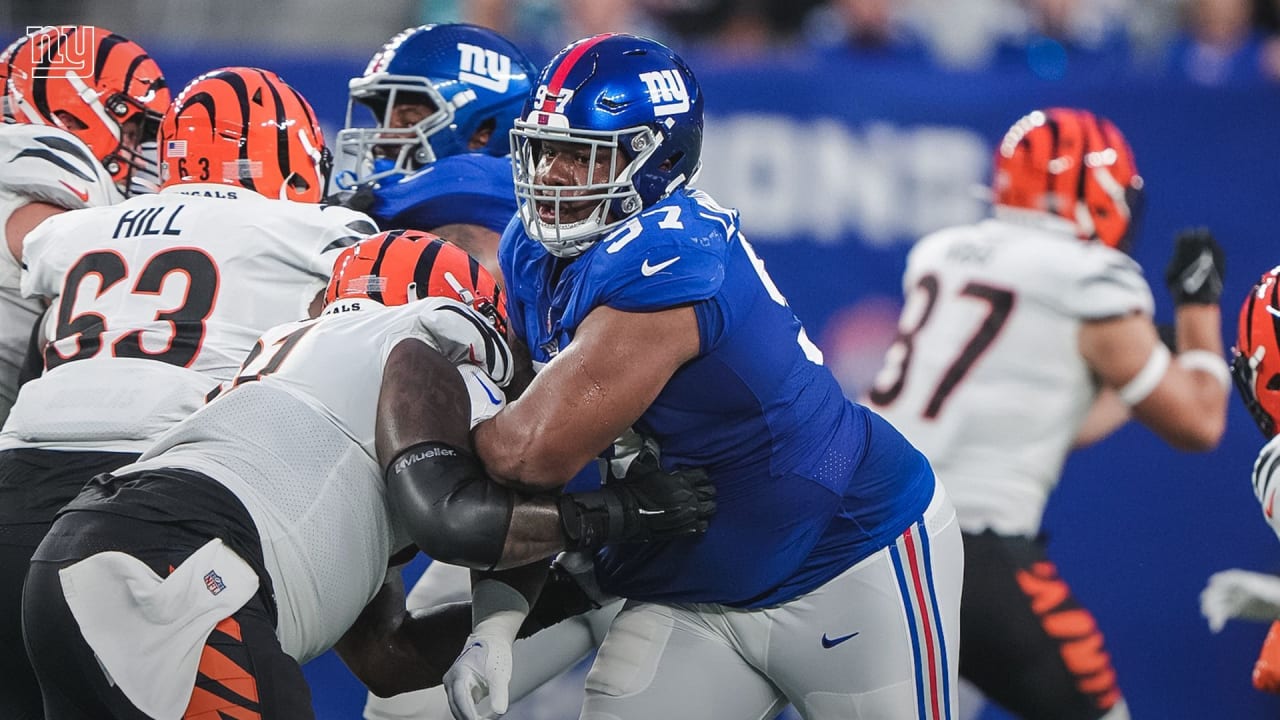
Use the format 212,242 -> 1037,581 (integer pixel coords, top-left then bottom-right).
20,230 -> 714,718
0,24 -> 169,719
0,25 -> 170,428
1200,266 -> 1280,694
870,107 -> 1230,720
0,65 -> 375,717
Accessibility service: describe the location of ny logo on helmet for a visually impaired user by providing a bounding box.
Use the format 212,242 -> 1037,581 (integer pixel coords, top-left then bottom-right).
26,25 -> 94,79
457,43 -> 511,94
639,70 -> 689,117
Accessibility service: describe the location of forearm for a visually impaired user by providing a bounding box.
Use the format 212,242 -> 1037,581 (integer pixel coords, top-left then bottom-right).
498,496 -> 568,570
334,576 -> 471,697
1172,303 -> 1229,431
473,563 -> 548,620
1174,303 -> 1223,354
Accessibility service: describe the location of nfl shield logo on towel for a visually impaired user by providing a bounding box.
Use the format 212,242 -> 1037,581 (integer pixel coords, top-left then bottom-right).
204,569 -> 226,595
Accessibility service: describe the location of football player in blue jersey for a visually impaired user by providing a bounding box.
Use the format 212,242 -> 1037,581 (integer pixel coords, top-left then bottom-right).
440,33 -> 964,720
347,25 -> 618,720
334,23 -> 536,285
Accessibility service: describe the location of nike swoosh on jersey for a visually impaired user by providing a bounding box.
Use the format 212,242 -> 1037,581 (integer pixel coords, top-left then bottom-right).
479,379 -> 502,405
641,256 -> 680,276
59,180 -> 90,202
820,631 -> 859,648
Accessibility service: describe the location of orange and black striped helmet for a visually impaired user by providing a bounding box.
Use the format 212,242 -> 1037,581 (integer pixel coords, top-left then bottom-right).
5,25 -> 169,188
326,229 -> 507,334
1233,266 -> 1280,438
992,108 -> 1144,251
0,32 -> 27,121
159,67 -> 331,202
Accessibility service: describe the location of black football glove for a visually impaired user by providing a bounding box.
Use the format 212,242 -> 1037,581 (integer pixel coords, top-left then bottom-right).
557,446 -> 716,551
1165,227 -> 1225,306
522,552 -> 614,633
324,185 -> 375,213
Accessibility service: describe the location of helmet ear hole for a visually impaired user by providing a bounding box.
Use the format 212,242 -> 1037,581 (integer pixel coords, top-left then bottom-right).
1266,373 -> 1280,391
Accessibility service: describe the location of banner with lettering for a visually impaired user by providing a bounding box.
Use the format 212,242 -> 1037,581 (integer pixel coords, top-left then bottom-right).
113,43 -> 1280,719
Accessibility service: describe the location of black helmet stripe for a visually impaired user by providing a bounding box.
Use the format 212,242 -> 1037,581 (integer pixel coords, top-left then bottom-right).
284,83 -> 317,129
1270,273 -> 1280,357
176,92 -> 218,180
92,32 -> 127,84
255,69 -> 291,192
1243,281 -> 1257,353
366,229 -> 408,305
1075,118 -> 1095,205
210,70 -> 257,193
412,236 -> 445,301
30,30 -> 71,122
119,51 -> 147,98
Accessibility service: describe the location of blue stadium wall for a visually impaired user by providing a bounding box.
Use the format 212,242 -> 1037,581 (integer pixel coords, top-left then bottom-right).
45,40 -> 1280,718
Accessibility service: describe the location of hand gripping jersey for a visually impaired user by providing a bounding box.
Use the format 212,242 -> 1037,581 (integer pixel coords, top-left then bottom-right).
0,124 -> 122,423
367,154 -> 517,234
501,187 -> 935,607
117,299 -> 507,663
2,184 -> 375,452
871,216 -> 1154,536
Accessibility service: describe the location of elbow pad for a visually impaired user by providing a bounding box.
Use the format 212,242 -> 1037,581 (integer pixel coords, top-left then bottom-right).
385,442 -> 513,570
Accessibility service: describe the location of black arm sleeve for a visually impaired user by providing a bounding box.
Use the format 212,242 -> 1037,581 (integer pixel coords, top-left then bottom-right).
385,441 -> 514,571
17,315 -> 44,386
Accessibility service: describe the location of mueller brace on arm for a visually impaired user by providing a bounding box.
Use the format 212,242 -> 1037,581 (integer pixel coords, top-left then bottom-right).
386,442 -> 513,570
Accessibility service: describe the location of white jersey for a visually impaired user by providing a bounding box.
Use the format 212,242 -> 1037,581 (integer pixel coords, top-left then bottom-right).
0,124 -> 122,423
1252,434 -> 1280,543
0,183 -> 375,452
117,299 -> 507,663
871,216 -> 1153,536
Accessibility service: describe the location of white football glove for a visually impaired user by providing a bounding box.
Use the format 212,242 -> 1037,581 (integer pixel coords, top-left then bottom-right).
444,632 -> 513,720
418,297 -> 513,387
1201,568 -> 1280,632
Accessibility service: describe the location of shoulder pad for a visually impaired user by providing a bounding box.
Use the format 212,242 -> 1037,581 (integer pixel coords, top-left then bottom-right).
317,203 -> 379,236
1058,244 -> 1153,320
0,125 -> 120,208
586,197 -> 727,312
414,297 -> 513,387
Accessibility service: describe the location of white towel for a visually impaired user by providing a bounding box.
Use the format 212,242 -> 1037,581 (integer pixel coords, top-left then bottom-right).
60,537 -> 260,720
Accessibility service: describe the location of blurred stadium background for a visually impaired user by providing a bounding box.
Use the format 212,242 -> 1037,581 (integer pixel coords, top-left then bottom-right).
6,0 -> 1280,718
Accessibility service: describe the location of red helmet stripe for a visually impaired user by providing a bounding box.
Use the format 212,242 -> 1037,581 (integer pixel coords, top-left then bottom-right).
539,33 -> 617,112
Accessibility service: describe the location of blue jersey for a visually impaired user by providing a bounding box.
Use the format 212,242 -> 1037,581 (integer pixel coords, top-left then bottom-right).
500,189 -> 934,607
370,154 -> 516,233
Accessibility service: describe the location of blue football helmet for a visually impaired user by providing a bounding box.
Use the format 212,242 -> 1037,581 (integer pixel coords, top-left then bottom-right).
511,34 -> 704,257
336,24 -> 535,189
